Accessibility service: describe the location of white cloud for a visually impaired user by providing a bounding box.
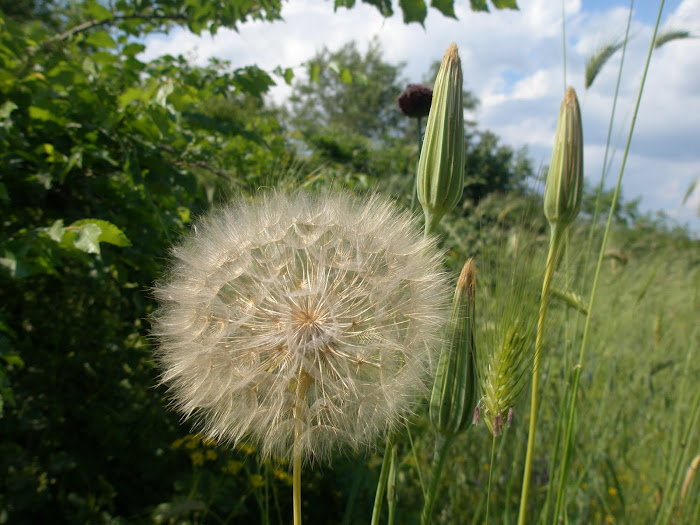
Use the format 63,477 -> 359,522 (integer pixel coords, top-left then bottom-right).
141,0 -> 700,234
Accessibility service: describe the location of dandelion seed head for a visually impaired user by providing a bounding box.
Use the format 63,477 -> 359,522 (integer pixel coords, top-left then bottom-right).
152,190 -> 449,462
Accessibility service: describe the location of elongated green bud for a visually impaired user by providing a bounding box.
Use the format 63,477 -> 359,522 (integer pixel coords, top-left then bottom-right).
429,258 -> 477,436
544,87 -> 584,229
417,43 -> 465,234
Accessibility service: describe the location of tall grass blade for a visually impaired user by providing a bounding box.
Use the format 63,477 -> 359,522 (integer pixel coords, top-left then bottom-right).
553,0 -> 666,521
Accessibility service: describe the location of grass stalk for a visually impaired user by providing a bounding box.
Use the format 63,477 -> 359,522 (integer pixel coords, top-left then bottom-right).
552,2 -> 665,521
406,423 -> 427,498
486,433 -> 497,525
659,387 -> 700,525
585,0 -> 633,245
561,0 -> 567,91
411,116 -> 423,211
517,223 -> 566,525
371,434 -> 395,525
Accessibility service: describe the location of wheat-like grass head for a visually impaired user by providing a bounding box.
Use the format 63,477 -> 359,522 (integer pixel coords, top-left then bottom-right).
475,234 -> 543,436
152,190 -> 449,462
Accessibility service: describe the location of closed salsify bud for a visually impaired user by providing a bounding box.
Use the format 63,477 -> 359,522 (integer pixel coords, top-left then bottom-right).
544,87 -> 584,229
417,43 -> 465,234
429,258 -> 477,436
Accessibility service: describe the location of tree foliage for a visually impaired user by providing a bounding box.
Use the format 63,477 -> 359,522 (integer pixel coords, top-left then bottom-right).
0,2 -> 294,521
289,39 -> 408,141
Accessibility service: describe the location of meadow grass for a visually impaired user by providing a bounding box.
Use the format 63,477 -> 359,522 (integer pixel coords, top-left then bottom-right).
397,222 -> 698,524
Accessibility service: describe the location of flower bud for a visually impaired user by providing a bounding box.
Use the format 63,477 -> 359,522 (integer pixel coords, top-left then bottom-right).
429,258 -> 477,436
417,43 -> 465,234
544,87 -> 584,229
398,84 -> 433,118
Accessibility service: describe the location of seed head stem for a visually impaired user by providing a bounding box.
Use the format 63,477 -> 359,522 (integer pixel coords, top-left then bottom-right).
371,434 -> 395,525
293,371 -> 312,525
486,432 -> 497,525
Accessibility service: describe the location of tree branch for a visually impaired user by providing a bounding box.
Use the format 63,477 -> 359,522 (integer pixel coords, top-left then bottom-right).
54,13 -> 189,42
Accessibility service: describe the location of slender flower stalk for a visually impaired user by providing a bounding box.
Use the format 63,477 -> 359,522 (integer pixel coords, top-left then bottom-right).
519,87 -> 583,525
152,189 -> 450,524
398,83 -> 433,210
555,3 -> 665,521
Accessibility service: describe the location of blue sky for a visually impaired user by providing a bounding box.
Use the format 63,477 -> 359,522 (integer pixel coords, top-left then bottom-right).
143,0 -> 700,233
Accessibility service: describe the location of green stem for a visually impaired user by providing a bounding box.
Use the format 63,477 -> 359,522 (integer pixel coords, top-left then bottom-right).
486,433 -> 497,525
585,0 -> 633,247
387,444 -> 398,525
423,209 -> 443,238
561,0 -> 567,91
292,451 -> 302,525
293,371 -> 311,525
406,423 -> 427,498
371,434 -> 395,525
518,223 -> 565,525
552,2 -> 664,521
421,433 -> 457,525
411,117 -> 423,212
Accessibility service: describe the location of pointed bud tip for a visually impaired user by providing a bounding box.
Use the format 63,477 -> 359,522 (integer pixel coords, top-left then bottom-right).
443,43 -> 461,67
564,86 -> 578,105
457,258 -> 476,297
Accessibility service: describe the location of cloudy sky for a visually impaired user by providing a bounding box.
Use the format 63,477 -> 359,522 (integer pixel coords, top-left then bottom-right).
143,0 -> 700,233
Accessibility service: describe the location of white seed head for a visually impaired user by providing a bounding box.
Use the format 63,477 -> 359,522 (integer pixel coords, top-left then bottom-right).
152,190 -> 449,463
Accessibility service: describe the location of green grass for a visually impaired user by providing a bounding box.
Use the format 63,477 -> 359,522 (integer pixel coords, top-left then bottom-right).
387,222 -> 699,524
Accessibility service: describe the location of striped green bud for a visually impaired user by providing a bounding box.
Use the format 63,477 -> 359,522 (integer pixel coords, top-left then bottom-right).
417,43 -> 465,234
544,87 -> 584,229
429,258 -> 477,436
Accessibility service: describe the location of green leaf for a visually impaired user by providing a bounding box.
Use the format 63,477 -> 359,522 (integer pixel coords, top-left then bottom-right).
359,0 -> 393,17
310,62 -> 321,84
71,223 -> 103,254
399,0 -> 428,25
60,219 -> 131,255
0,101 -> 17,120
283,68 -> 294,85
328,61 -> 341,76
340,68 -> 353,84
118,87 -> 144,109
491,0 -> 518,9
231,66 -> 274,99
177,206 -> 191,224
47,220 -> 65,242
334,0 -> 356,9
431,0 -> 456,18
85,30 -> 117,49
0,253 -> 17,276
469,0 -> 488,11
2,354 -> 24,367
155,81 -> 174,107
71,219 -> 131,248
83,1 -> 113,20
122,42 -> 146,57
28,106 -> 55,121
